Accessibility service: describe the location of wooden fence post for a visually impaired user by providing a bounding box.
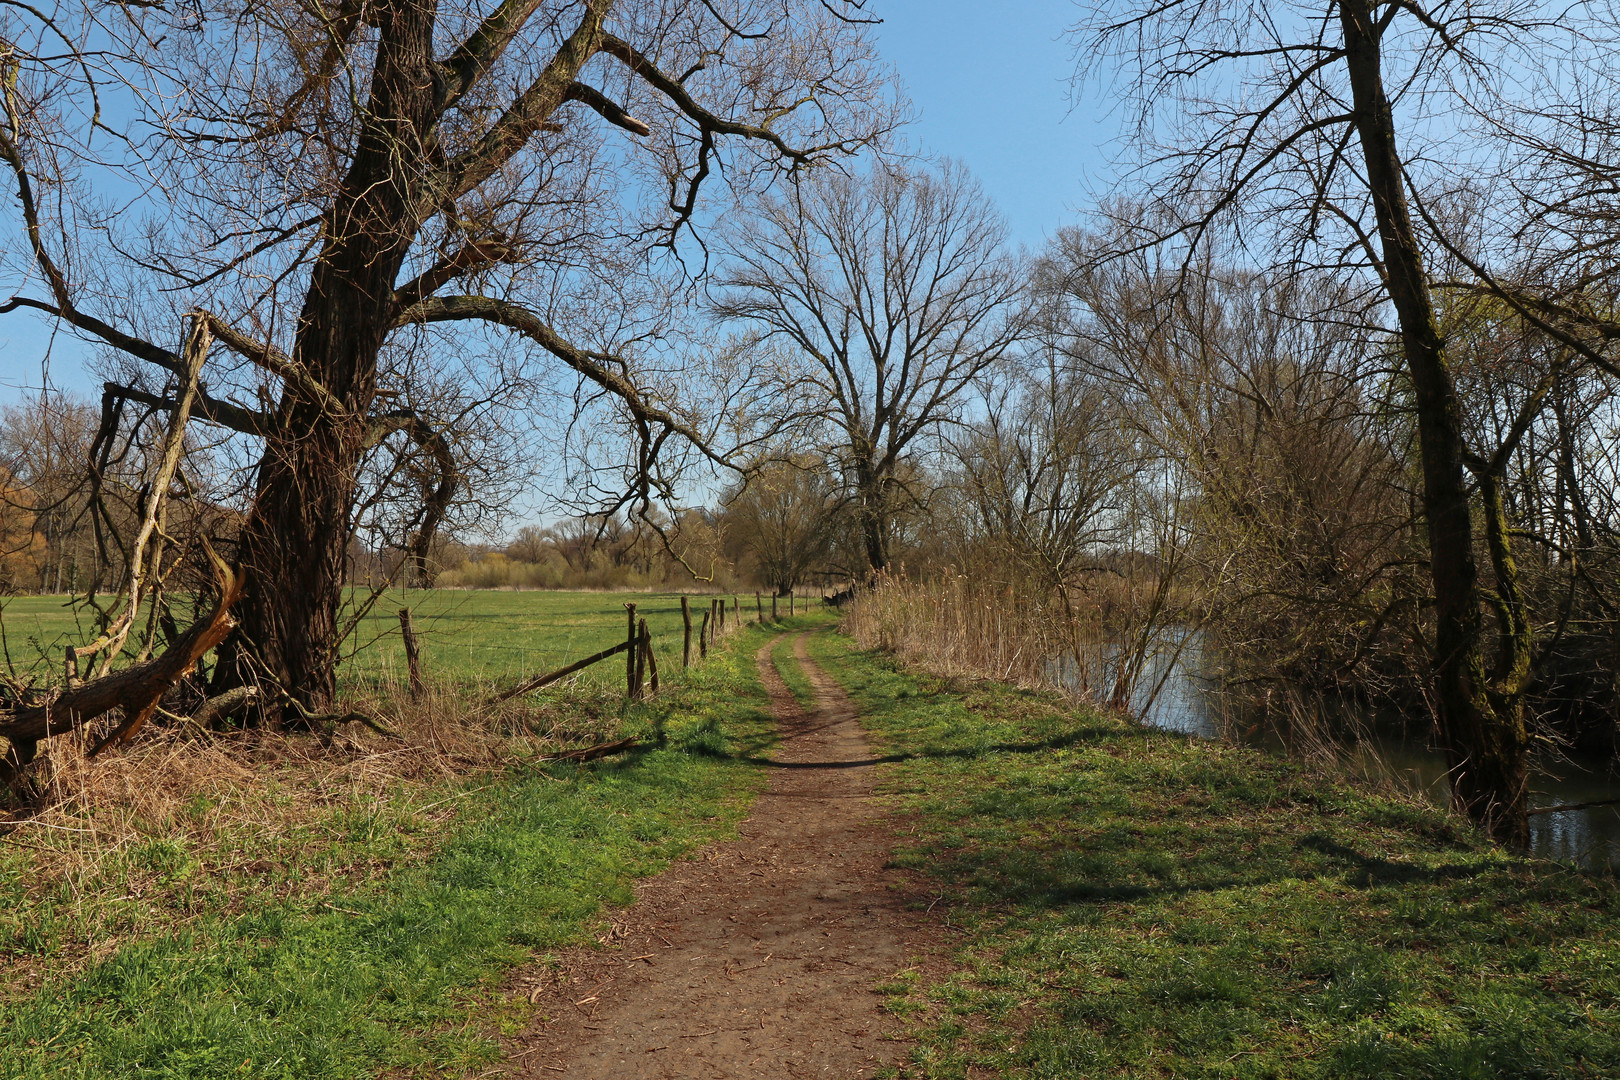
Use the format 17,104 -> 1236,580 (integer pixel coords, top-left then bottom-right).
398,607 -> 425,701
633,617 -> 648,699
642,620 -> 659,694
771,593 -> 778,621
699,610 -> 710,658
625,602 -> 638,696
789,590 -> 795,616
733,596 -> 740,628
681,595 -> 692,668
755,592 -> 763,623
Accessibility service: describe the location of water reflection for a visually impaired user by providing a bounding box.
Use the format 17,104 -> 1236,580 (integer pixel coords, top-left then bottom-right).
1052,643 -> 1620,871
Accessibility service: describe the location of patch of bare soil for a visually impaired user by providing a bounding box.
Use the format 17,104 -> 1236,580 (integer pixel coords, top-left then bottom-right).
506,630 -> 949,1079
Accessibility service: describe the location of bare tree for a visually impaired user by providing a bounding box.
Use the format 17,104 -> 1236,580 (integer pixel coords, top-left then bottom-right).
0,391 -> 99,593
507,524 -> 551,564
953,348 -> 1135,622
722,455 -> 837,594
1071,0 -> 1620,843
0,0 -> 896,720
1042,226 -> 1428,724
712,158 -> 1026,573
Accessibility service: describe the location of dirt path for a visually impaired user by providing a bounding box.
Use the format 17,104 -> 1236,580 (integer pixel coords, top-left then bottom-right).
507,630 -> 944,1079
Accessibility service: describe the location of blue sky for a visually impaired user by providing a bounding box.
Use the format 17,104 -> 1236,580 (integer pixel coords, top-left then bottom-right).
873,0 -> 1116,250
0,2 -> 1113,400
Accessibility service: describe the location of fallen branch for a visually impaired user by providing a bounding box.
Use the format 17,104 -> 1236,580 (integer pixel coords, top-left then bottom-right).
185,684 -> 260,731
322,712 -> 404,740
0,549 -> 246,770
79,316 -> 212,678
279,693 -> 402,740
550,737 -> 639,763
487,639 -> 633,705
1527,797 -> 1620,816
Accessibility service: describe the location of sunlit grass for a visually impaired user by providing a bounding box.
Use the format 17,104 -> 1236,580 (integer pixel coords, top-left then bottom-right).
0,588 -> 747,693
1,599 -> 776,1078
807,628 -> 1620,1080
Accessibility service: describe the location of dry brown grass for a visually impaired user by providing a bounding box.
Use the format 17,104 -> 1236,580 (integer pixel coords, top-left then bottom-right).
843,573 -> 1082,694
0,676 -> 629,995
841,570 -> 1192,717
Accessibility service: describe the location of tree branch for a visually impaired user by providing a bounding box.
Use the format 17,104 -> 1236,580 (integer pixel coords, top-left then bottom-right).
564,80 -> 651,136
397,294 -> 733,470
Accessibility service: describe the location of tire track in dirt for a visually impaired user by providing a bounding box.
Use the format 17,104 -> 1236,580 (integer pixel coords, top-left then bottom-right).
506,629 -> 945,1078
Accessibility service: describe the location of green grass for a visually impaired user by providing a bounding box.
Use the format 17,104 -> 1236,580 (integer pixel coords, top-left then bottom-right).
805,628 -> 1620,1080
0,594 -> 109,681
769,619 -> 819,708
1,616 -> 780,1079
343,589 -> 737,692
0,589 -> 744,692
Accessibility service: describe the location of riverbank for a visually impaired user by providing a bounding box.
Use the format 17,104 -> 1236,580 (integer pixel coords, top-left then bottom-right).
9,611 -> 1619,1078
805,628 -> 1620,1078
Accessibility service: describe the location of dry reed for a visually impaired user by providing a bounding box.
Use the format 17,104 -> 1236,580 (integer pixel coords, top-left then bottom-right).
843,572 -> 1081,695
842,569 -> 1199,722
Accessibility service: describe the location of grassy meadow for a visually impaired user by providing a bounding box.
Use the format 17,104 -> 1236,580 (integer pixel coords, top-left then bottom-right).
0,592 -> 780,1079
802,629 -> 1620,1079
7,597 -> 1620,1078
342,589 -> 753,692
0,589 -> 757,693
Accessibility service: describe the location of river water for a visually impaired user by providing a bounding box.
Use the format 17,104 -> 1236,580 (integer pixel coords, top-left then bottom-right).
1062,646 -> 1620,871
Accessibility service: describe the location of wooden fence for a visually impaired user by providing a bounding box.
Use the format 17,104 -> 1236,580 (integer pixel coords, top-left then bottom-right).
416,592 -> 786,707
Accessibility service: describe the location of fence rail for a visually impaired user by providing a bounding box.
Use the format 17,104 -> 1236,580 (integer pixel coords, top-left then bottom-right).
446,591 -> 777,706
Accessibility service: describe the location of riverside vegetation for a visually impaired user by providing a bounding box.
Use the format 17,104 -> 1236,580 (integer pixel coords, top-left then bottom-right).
801,622 -> 1620,1078
4,598 -> 1619,1077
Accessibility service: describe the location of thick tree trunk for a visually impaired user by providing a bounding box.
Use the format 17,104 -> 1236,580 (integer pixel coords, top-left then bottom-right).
855,466 -> 890,573
1339,0 -> 1529,844
215,0 -> 440,716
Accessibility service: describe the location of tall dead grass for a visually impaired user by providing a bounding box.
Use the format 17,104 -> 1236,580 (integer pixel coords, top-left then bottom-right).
0,673 -> 629,987
841,570 -> 1193,719
843,573 -> 1079,693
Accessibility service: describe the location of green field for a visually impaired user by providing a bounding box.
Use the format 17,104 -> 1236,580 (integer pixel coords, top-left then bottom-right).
11,603 -> 1619,1078
1,608 -> 796,1079
0,590 -> 754,693
343,590 -> 750,692
0,594 -> 105,680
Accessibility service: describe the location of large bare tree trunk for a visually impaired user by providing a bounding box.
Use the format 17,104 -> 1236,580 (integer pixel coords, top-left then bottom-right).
855,467 -> 890,574
1340,0 -> 1529,844
217,0 -> 439,714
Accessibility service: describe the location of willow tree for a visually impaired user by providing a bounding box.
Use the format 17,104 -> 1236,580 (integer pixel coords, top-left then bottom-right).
0,0 -> 894,717
1073,0 -> 1620,843
722,455 -> 838,595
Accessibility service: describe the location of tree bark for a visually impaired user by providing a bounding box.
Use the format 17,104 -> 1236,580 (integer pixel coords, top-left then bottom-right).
1339,0 -> 1529,844
399,607 -> 425,701
216,0 -> 444,715
856,469 -> 890,573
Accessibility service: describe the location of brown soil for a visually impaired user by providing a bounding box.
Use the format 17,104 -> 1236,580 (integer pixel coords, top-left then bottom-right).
506,630 -> 948,1079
